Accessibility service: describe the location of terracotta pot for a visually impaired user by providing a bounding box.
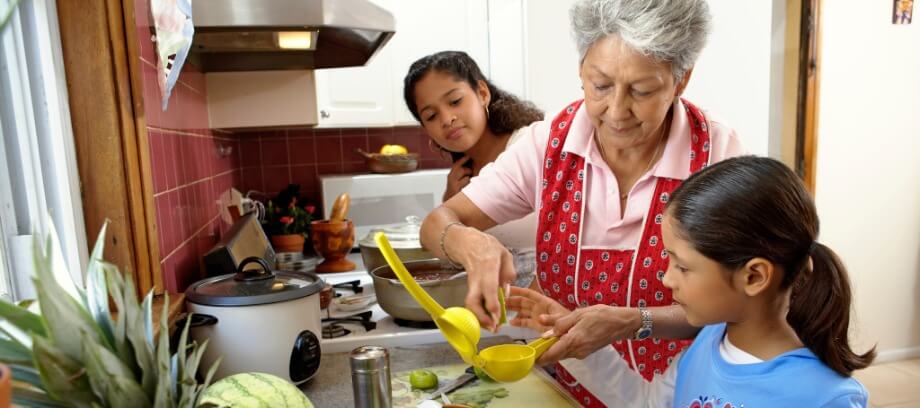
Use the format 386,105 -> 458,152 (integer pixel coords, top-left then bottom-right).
271,233 -> 306,253
0,363 -> 11,408
311,219 -> 356,273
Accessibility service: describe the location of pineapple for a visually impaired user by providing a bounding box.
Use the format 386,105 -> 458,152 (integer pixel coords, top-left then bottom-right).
0,222 -> 220,407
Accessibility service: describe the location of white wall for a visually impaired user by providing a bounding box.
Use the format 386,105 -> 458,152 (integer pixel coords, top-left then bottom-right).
521,0 -> 785,157
684,0 -> 778,156
522,0 -> 582,115
815,1 -> 920,361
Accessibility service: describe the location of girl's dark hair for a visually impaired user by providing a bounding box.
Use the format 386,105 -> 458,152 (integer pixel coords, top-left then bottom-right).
666,156 -> 875,376
403,51 -> 543,161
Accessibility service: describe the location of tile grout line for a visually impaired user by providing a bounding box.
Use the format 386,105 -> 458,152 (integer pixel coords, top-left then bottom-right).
148,126 -> 236,141
160,214 -> 221,262
153,168 -> 239,198
258,135 -> 266,192
286,131 -> 293,184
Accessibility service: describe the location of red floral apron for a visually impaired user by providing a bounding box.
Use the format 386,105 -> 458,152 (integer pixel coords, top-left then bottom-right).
536,99 -> 711,407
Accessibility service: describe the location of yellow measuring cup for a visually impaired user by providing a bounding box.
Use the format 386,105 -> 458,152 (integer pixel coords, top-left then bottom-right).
375,232 -> 482,364
375,232 -> 556,381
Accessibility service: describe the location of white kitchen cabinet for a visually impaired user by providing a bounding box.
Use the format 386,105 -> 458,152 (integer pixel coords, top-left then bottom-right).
314,0 -> 491,128
312,47 -> 395,127
207,71 -> 318,129
388,0 -> 490,126
312,0 -> 395,128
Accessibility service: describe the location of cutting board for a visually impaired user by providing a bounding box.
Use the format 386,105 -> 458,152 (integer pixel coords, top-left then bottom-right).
392,364 -> 579,407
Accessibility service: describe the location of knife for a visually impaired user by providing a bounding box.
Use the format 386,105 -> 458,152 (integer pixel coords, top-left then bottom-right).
423,366 -> 476,402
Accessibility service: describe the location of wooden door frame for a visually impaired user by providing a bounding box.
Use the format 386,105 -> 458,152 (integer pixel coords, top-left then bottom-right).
796,0 -> 821,193
55,0 -> 162,294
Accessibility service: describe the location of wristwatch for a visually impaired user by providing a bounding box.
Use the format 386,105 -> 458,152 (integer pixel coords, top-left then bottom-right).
634,306 -> 653,340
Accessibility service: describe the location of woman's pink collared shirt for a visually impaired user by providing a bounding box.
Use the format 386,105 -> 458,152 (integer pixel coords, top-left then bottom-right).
463,99 -> 745,249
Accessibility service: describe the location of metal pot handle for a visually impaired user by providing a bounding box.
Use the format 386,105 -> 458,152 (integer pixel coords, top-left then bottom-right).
234,256 -> 276,282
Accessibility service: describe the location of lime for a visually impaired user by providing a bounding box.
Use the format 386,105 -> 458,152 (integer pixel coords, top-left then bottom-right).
409,369 -> 438,390
473,366 -> 495,383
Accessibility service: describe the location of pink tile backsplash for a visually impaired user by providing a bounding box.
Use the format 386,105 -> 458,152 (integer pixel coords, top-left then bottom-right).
137,0 -> 242,293
235,127 -> 451,214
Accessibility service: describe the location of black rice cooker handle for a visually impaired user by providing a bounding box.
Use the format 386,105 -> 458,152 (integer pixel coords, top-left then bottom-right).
234,257 -> 276,282
187,313 -> 218,327
175,313 -> 218,330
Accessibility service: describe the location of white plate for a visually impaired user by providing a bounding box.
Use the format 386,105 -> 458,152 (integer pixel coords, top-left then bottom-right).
333,293 -> 377,312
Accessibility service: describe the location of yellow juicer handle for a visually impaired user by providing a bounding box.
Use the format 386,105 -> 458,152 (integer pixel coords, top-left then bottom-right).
374,232 -> 446,317
528,336 -> 559,359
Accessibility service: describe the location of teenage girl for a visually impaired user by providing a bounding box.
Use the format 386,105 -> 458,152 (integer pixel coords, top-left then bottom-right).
404,51 -> 544,285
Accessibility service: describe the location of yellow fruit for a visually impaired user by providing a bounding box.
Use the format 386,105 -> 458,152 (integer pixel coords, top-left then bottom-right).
409,369 -> 438,390
380,144 -> 408,155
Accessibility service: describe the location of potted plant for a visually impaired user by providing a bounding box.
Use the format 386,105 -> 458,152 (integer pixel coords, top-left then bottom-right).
263,185 -> 316,254
0,222 -> 219,407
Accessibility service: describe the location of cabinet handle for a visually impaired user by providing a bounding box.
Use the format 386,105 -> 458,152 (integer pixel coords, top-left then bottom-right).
320,110 -> 330,119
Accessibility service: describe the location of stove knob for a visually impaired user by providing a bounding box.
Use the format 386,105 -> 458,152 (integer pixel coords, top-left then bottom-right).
290,330 -> 321,384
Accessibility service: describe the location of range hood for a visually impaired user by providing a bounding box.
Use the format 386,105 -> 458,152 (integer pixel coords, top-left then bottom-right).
189,0 -> 395,72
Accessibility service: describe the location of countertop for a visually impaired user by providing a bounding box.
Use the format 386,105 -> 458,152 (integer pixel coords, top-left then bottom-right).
301,336 -> 515,407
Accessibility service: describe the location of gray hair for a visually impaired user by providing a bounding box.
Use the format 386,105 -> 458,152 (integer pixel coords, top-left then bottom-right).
570,0 -> 712,81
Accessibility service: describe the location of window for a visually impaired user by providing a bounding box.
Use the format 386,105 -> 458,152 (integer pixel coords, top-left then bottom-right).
0,0 -> 87,301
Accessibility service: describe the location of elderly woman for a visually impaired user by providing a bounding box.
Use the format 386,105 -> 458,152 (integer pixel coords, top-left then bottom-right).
420,0 -> 744,405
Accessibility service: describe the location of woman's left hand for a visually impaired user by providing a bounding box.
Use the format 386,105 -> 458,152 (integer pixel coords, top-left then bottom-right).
505,286 -> 569,332
536,305 -> 641,365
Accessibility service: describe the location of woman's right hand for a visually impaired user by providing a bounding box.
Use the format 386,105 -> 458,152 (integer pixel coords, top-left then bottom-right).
443,155 -> 473,201
445,225 -> 516,331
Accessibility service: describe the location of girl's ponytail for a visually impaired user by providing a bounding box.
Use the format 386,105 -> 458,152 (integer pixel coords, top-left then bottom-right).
787,243 -> 875,376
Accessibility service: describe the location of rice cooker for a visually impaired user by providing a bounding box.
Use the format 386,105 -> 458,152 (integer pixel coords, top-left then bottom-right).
185,257 -> 323,384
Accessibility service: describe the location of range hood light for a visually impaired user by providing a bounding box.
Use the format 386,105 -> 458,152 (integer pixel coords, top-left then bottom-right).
277,31 -> 316,50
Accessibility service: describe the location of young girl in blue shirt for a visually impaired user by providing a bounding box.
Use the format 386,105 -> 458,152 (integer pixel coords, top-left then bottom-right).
516,156 -> 875,407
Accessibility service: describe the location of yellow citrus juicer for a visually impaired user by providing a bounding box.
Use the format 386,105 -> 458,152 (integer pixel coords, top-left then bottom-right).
374,232 -> 558,382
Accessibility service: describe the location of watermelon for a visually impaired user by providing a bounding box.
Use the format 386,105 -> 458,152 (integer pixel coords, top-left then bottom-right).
199,372 -> 315,408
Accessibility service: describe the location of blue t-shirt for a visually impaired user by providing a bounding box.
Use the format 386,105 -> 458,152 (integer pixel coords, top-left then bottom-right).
673,323 -> 868,407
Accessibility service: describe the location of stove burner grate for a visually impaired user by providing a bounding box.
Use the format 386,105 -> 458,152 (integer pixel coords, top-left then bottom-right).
393,318 -> 438,329
322,323 -> 351,339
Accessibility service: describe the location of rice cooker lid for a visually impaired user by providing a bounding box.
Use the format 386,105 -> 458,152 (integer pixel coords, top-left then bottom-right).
359,215 -> 423,249
186,257 -> 323,306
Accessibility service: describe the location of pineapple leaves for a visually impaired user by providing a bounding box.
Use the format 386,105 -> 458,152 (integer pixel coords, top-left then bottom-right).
11,387 -> 69,408
44,219 -> 86,303
0,335 -> 33,365
10,222 -> 220,408
31,335 -> 95,408
82,333 -> 151,408
10,364 -> 42,389
32,235 -> 103,361
0,299 -> 46,337
153,294 -> 175,408
85,222 -> 116,349
135,291 -> 157,398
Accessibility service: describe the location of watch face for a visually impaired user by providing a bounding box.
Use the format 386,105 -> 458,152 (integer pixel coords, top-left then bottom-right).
636,327 -> 653,340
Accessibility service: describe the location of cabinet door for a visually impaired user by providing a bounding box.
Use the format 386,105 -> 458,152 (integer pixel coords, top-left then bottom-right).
313,0 -> 396,127
389,0 -> 490,126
